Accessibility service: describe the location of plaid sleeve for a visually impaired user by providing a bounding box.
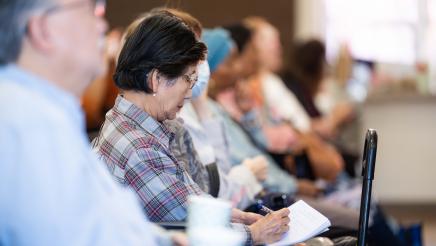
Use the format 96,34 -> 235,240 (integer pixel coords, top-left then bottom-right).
125,146 -> 203,222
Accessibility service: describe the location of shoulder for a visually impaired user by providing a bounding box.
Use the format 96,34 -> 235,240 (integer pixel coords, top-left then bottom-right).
0,80 -> 68,127
103,110 -> 156,147
94,110 -> 167,165
261,72 -> 287,91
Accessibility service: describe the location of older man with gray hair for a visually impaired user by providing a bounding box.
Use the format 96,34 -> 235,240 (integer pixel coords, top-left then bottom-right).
0,0 -> 176,245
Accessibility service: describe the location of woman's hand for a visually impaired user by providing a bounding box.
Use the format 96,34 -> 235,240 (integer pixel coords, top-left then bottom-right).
249,208 -> 290,244
242,156 -> 269,182
297,179 -> 321,197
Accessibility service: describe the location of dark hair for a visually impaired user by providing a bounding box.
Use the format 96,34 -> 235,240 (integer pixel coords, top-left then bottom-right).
114,12 -> 207,93
223,23 -> 252,54
291,39 -> 326,92
0,0 -> 51,65
150,8 -> 203,38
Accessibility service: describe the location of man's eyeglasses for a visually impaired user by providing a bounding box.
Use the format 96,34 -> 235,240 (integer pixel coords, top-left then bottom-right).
182,72 -> 198,89
42,0 -> 106,18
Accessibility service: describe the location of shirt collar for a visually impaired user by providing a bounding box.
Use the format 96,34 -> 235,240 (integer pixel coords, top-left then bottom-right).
0,64 -> 85,130
113,95 -> 174,148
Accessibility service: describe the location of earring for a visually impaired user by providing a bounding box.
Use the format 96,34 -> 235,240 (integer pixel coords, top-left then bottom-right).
152,93 -> 156,97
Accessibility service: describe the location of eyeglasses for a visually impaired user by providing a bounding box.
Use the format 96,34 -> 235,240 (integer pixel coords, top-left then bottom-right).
42,0 -> 106,18
182,72 -> 198,89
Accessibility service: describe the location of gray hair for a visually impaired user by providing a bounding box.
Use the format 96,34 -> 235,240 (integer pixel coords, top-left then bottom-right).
0,0 -> 52,65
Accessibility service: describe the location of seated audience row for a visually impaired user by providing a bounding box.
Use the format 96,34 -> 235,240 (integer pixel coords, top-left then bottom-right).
0,0 -> 407,245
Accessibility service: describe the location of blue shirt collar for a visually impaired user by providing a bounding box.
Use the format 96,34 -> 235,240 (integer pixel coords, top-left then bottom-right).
0,64 -> 85,130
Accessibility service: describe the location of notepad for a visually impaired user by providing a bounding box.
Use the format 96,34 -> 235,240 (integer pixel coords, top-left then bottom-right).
268,200 -> 331,246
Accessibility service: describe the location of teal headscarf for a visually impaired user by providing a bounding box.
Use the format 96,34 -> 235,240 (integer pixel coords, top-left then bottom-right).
201,28 -> 234,72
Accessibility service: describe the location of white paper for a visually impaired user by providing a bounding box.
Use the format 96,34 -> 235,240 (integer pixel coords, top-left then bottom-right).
268,200 -> 331,246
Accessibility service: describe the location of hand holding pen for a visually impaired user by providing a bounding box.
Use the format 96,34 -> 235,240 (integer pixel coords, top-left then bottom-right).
248,207 -> 290,244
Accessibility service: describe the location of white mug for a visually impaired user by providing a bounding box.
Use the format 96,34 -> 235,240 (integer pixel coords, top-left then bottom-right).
189,227 -> 245,246
187,195 -> 232,230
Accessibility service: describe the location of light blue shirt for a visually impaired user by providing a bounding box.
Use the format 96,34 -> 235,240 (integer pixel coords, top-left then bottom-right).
0,65 -> 168,246
206,99 -> 298,195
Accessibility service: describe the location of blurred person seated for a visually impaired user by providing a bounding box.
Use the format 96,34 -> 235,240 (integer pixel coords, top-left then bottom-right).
217,21 -> 343,182
0,0 -> 184,245
91,11 -> 290,246
282,39 -> 359,178
242,17 -> 312,134
282,40 -> 406,246
284,40 -> 354,141
315,44 -> 363,176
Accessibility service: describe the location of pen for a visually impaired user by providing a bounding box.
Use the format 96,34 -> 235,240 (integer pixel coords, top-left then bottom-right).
259,204 -> 274,214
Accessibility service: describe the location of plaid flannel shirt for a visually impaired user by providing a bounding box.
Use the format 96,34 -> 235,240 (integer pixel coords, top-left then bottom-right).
93,96 -> 253,245
92,96 -> 204,222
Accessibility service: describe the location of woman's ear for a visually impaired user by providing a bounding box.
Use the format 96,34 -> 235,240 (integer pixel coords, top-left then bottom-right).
149,69 -> 160,94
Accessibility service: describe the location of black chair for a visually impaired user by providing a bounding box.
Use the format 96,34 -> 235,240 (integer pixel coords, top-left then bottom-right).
357,129 -> 378,246
205,163 -> 220,198
156,221 -> 186,231
320,129 -> 378,245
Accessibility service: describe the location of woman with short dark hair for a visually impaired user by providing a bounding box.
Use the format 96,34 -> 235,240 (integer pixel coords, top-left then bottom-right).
93,12 -> 207,222
114,13 -> 206,114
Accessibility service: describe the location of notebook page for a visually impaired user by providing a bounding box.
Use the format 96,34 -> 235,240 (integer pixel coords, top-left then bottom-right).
268,200 -> 331,246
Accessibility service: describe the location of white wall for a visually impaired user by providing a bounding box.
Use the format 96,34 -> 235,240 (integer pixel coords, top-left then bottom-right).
362,97 -> 436,203
294,0 -> 325,40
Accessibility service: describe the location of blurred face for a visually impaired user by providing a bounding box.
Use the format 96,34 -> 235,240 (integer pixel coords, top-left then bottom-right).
155,64 -> 198,121
253,24 -> 283,72
212,42 -> 260,92
234,41 -> 259,79
46,0 -> 107,94
211,47 -> 241,90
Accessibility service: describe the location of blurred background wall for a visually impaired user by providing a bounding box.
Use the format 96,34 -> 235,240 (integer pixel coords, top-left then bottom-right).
106,0 -> 295,62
